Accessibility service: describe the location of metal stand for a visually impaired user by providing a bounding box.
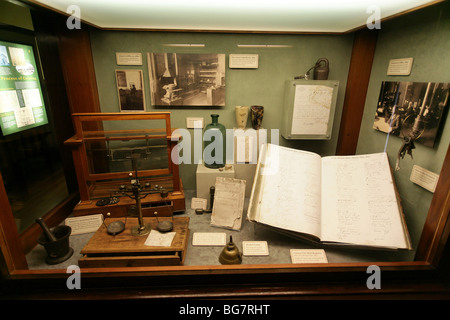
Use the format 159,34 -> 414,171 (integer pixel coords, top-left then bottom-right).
130,184 -> 152,236
121,156 -> 172,236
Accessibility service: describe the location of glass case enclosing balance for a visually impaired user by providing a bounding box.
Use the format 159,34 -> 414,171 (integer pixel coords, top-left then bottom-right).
64,112 -> 186,220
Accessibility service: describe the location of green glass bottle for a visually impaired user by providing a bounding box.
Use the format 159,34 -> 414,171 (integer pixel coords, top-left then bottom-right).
203,114 -> 226,169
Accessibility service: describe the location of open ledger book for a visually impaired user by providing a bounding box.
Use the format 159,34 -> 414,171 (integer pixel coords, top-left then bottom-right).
247,144 -> 412,250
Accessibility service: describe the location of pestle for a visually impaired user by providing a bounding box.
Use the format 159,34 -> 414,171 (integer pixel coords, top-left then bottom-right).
36,218 -> 57,242
204,186 -> 215,213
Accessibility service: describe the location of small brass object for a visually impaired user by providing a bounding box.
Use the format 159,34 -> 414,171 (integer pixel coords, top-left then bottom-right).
219,236 -> 242,265
131,223 -> 152,236
107,221 -> 125,235
154,211 -> 173,233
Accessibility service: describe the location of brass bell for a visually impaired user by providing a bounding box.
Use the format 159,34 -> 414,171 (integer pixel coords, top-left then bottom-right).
219,236 -> 242,265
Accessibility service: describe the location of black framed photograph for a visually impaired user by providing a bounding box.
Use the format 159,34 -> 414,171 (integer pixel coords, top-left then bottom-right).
115,69 -> 146,111
373,81 -> 449,147
147,53 -> 225,107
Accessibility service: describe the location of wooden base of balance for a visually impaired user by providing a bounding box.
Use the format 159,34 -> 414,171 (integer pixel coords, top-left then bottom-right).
78,216 -> 189,268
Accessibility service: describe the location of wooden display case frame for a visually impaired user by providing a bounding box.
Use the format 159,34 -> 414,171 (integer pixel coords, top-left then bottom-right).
64,112 -> 185,218
0,23 -> 449,299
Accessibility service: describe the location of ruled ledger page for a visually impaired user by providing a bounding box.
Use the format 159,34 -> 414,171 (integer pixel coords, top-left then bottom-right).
255,144 -> 322,238
320,153 -> 409,249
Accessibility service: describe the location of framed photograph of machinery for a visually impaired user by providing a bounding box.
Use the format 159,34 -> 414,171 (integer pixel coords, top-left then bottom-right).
373,81 -> 449,147
115,69 -> 146,112
64,112 -> 185,219
147,53 -> 225,107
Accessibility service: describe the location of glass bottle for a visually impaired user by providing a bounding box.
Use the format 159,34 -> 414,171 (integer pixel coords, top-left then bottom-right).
203,114 -> 226,169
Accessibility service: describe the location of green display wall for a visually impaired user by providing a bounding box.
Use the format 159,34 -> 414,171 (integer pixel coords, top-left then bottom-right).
90,30 -> 354,188
89,2 -> 449,257
357,2 -> 450,251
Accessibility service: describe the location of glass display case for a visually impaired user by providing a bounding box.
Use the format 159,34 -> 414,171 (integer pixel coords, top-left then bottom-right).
64,112 -> 185,218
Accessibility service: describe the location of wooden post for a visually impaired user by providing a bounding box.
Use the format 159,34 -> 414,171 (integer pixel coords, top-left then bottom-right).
336,29 -> 378,155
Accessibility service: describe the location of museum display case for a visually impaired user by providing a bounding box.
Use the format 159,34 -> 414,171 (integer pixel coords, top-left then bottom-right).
0,1 -> 449,300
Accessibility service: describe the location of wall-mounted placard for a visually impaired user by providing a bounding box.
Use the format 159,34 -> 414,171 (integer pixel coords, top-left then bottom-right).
229,54 -> 259,69
281,80 -> 339,140
0,40 -> 48,136
387,57 -> 413,76
116,52 -> 143,65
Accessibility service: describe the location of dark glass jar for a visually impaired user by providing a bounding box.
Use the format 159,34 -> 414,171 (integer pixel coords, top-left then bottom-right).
203,114 -> 226,169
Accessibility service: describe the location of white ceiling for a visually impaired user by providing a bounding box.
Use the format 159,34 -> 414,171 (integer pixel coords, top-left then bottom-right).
31,0 -> 439,33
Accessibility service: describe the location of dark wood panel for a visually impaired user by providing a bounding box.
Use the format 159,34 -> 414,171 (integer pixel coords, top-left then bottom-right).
415,145 -> 450,264
58,28 -> 101,114
31,10 -> 78,193
0,175 -> 28,272
336,29 -> 378,155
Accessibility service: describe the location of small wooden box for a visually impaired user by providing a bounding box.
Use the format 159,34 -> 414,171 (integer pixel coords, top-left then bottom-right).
78,217 -> 189,268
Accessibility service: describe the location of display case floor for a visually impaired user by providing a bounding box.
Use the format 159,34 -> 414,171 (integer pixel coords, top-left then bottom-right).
26,190 -> 415,270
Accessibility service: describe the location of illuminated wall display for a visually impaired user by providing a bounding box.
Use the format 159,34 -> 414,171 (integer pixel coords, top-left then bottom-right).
0,40 -> 48,136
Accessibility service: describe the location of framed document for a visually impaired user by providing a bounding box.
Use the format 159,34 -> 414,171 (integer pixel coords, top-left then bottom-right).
281,80 -> 339,140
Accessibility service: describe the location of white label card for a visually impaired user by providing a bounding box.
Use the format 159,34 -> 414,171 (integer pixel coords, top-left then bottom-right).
243,241 -> 269,256
229,54 -> 259,69
116,52 -> 143,65
144,230 -> 176,247
64,214 -> 104,235
387,57 -> 414,75
191,197 -> 208,210
186,117 -> 204,129
290,249 -> 328,264
410,165 -> 439,193
192,232 -> 227,246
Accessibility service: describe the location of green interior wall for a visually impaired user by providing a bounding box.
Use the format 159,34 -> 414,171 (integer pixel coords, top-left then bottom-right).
89,2 -> 449,254
90,30 -> 354,189
357,1 -> 450,249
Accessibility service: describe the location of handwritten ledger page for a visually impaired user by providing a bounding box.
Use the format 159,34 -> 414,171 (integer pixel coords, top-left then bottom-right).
320,153 -> 409,249
248,144 -> 411,250
252,144 -> 322,238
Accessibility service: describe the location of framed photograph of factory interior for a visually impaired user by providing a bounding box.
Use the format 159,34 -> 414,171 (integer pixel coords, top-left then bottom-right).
115,69 -> 146,111
373,81 -> 449,147
147,53 -> 226,107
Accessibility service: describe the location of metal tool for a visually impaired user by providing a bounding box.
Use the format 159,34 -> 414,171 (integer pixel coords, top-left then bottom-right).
396,135 -> 416,170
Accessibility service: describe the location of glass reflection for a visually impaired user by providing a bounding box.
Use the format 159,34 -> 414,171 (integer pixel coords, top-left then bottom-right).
0,126 -> 68,233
